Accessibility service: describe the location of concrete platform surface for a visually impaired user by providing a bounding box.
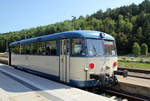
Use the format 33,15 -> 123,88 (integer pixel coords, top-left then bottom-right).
116,76 -> 150,98
0,64 -> 114,101
0,57 -> 8,61
128,72 -> 150,79
118,76 -> 150,87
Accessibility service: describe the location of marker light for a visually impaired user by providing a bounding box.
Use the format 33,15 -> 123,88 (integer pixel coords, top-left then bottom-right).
114,62 -> 117,67
89,63 -> 94,69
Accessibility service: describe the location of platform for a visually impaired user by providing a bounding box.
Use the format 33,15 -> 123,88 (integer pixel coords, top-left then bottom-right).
115,76 -> 150,99
0,64 -> 114,101
128,72 -> 150,79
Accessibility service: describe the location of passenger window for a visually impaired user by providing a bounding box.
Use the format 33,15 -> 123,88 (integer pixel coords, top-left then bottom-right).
46,40 -> 57,55
12,45 -> 20,54
36,42 -> 45,55
21,44 -> 26,54
20,43 -> 32,54
29,43 -> 37,54
72,39 -> 85,56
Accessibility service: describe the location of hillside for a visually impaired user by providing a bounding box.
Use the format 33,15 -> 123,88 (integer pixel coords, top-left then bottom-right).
0,0 -> 150,54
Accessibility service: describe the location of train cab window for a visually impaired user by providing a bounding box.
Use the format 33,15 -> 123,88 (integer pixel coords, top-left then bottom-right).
104,40 -> 116,56
46,40 -> 57,55
72,39 -> 85,56
87,39 -> 104,56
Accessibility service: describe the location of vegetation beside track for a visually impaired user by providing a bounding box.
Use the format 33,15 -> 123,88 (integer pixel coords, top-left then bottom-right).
118,61 -> 150,70
119,56 -> 150,63
118,55 -> 150,70
0,53 -> 8,58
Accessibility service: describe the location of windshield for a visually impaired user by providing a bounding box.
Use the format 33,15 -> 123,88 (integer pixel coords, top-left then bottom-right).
104,40 -> 116,56
71,39 -> 117,57
87,39 -> 104,56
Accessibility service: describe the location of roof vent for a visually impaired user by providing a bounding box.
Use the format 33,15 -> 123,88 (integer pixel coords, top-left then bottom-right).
17,42 -> 20,45
100,32 -> 105,38
77,28 -> 81,30
37,37 -> 42,42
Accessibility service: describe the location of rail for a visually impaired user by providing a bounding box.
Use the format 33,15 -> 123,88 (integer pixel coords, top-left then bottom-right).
118,67 -> 150,74
101,88 -> 149,101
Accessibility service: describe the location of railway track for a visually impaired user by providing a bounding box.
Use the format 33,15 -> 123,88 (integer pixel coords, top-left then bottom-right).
127,74 -> 150,80
118,67 -> 150,80
101,88 -> 149,101
85,86 -> 149,101
118,67 -> 150,74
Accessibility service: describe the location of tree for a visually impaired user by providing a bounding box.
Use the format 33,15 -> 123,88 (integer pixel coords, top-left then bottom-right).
103,18 -> 116,33
136,27 -> 143,43
141,43 -> 148,56
116,32 -> 129,54
124,21 -> 133,34
117,14 -> 126,32
147,33 -> 150,51
132,42 -> 141,56
0,0 -> 150,54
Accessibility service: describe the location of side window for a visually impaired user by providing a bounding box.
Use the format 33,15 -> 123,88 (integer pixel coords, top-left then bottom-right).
46,40 -> 57,55
21,44 -> 26,54
12,45 -> 20,54
30,43 -> 36,54
11,42 -> 46,55
26,44 -> 31,54
36,42 -> 45,55
104,41 -> 116,56
72,39 -> 85,56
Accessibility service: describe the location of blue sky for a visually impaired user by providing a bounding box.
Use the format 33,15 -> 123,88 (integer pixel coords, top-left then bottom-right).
0,0 -> 144,33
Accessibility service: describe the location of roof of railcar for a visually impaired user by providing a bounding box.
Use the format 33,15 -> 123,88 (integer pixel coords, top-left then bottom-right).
9,30 -> 115,46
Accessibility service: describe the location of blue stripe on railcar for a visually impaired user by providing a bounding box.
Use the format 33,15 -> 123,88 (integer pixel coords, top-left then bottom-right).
70,80 -> 101,87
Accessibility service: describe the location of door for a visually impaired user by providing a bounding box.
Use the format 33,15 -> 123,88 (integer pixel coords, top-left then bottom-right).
60,39 -> 70,83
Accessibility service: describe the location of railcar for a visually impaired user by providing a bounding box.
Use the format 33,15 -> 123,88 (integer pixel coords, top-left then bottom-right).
9,30 -> 127,87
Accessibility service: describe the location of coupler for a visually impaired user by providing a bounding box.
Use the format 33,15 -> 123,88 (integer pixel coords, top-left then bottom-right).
114,70 -> 128,77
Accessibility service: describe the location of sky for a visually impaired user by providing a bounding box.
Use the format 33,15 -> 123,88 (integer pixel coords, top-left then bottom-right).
0,0 -> 144,33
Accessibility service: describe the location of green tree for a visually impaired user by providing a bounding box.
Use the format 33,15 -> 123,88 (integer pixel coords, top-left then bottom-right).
0,0 -> 150,54
141,43 -> 148,56
103,18 -> 116,33
132,42 -> 141,56
136,27 -> 143,43
116,32 -> 128,54
124,21 -> 133,34
117,14 -> 126,32
147,33 -> 150,51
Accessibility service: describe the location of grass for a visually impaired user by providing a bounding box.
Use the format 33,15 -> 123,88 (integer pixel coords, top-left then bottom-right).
118,61 -> 150,70
0,53 -> 8,58
119,56 -> 150,63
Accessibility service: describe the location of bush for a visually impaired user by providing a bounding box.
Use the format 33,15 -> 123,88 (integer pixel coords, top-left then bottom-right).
132,42 -> 141,56
141,43 -> 148,56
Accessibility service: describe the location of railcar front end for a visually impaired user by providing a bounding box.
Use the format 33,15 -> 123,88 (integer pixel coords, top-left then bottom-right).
69,38 -> 127,87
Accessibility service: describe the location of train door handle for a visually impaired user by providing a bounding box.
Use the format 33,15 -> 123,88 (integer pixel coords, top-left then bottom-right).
62,58 -> 63,62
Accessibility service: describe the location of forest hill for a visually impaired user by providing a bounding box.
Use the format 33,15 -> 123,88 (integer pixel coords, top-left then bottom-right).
0,0 -> 150,54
